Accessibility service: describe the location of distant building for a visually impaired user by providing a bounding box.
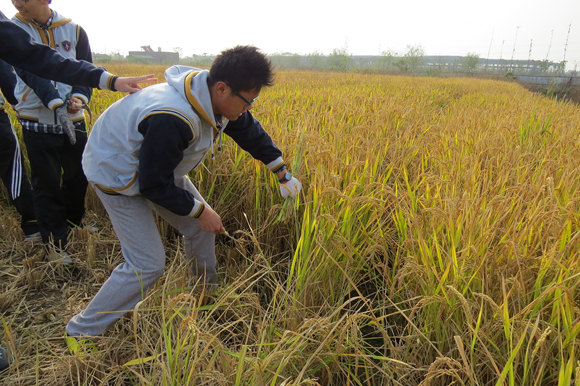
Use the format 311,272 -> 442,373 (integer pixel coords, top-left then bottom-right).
128,46 -> 179,64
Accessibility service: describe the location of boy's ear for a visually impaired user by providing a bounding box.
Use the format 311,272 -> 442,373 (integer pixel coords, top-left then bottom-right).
215,81 -> 227,96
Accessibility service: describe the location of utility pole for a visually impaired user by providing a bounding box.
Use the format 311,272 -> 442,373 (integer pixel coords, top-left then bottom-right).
486,30 -> 494,72
527,39 -> 533,73
562,22 -> 571,73
499,39 -> 505,72
510,26 -> 520,71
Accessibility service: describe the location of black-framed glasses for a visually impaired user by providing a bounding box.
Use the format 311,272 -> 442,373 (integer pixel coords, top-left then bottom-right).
228,85 -> 258,107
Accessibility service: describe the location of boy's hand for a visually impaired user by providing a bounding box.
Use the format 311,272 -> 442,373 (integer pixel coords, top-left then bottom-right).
280,177 -> 302,199
197,206 -> 225,234
66,96 -> 83,114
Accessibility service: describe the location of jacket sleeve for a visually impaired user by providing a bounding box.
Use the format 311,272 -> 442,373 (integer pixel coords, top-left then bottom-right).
0,11 -> 115,89
223,111 -> 285,172
138,113 -> 205,217
70,25 -> 92,104
0,59 -> 18,106
15,67 -> 64,111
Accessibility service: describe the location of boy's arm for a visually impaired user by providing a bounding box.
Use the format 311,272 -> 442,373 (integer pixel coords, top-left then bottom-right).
0,59 -> 18,106
223,111 -> 286,173
225,111 -> 302,198
138,113 -> 205,217
15,67 -> 64,112
1,12 -> 108,88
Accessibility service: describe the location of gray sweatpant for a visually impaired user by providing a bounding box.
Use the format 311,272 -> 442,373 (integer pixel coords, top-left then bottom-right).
66,177 -> 216,337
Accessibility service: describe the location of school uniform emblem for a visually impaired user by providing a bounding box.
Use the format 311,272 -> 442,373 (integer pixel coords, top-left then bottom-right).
61,40 -> 72,52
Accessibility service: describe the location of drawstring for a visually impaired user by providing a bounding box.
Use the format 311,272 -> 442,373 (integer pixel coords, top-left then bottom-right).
211,131 -> 223,160
212,116 -> 224,160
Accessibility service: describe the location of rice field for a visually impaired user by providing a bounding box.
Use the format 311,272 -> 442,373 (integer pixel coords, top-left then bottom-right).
1,64 -> 580,385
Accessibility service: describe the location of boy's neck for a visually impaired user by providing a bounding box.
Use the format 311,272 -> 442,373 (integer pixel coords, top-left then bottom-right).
32,8 -> 52,26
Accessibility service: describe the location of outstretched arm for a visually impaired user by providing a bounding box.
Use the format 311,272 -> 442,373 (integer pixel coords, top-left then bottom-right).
0,12 -> 156,91
224,110 -> 283,165
225,111 -> 302,199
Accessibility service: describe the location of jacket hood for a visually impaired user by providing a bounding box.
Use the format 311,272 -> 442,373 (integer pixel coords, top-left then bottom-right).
15,9 -> 71,27
165,65 -> 217,130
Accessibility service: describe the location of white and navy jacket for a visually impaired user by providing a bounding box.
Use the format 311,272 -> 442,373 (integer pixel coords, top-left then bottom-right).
83,66 -> 284,218
11,10 -> 92,125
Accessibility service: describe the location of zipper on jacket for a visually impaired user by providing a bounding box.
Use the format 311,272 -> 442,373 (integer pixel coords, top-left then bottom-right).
38,18 -> 60,124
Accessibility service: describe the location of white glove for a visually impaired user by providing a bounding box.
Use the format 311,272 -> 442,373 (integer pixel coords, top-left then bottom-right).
280,177 -> 302,199
56,106 -> 76,145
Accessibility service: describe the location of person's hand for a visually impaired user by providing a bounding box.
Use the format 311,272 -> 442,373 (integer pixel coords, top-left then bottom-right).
114,74 -> 157,93
66,96 -> 83,114
280,177 -> 302,199
55,105 -> 76,144
197,206 -> 225,234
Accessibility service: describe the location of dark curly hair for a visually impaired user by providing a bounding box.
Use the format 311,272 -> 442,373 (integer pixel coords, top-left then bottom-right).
208,45 -> 274,92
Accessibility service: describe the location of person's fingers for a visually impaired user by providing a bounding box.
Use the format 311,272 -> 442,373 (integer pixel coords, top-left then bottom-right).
207,225 -> 223,235
124,74 -> 157,86
134,74 -> 157,82
114,75 -> 158,93
198,208 -> 225,234
67,98 -> 82,113
210,220 -> 225,234
129,85 -> 143,95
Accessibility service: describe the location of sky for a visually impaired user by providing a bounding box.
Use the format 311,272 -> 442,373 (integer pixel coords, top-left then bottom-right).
2,0 -> 579,70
